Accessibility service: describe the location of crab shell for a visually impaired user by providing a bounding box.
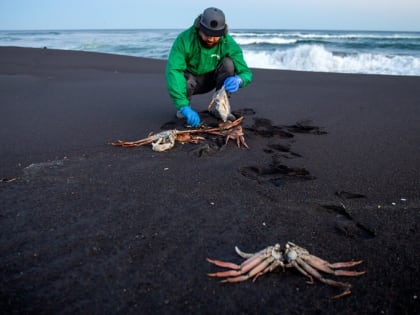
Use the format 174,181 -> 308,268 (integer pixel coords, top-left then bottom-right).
151,130 -> 177,152
208,86 -> 235,122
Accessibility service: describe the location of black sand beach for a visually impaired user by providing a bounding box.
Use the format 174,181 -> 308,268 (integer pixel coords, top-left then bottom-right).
1,46 -> 419,314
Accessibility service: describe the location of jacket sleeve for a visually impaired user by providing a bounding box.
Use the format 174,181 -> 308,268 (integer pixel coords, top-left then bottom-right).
226,35 -> 253,88
165,35 -> 190,110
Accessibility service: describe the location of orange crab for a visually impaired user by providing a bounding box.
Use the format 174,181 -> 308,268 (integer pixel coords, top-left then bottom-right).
112,117 -> 248,151
283,242 -> 365,298
207,242 -> 365,299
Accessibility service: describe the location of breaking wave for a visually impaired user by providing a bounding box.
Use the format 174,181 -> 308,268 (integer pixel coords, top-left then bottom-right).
244,44 -> 420,76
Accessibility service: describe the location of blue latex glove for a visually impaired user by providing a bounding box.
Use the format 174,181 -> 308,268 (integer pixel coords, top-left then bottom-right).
180,105 -> 200,127
224,75 -> 243,93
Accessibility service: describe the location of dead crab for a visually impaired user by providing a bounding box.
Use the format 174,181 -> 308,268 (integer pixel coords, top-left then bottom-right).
208,117 -> 249,149
207,243 -> 284,283
112,129 -> 205,152
284,242 -> 365,299
207,242 -> 365,299
112,116 -> 248,151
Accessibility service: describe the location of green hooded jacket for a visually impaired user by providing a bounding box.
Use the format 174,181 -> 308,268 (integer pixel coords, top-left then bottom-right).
165,21 -> 253,110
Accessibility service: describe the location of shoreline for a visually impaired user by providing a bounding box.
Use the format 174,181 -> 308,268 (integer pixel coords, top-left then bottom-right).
2,45 -> 420,77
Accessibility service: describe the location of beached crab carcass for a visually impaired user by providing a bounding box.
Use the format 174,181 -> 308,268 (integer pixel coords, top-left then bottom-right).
207,241 -> 365,299
207,243 -> 284,283
112,116 -> 248,151
284,241 -> 365,299
112,129 -> 204,152
208,117 -> 249,148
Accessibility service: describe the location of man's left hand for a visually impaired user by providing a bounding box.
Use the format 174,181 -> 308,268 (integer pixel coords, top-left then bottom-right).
224,75 -> 242,93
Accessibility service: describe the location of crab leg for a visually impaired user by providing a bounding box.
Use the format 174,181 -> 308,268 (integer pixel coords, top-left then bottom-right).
112,138 -> 153,147
208,256 -> 276,283
238,136 -> 248,148
224,256 -> 276,283
287,261 -> 315,284
207,253 -> 267,277
251,259 -> 284,282
306,255 -> 365,277
234,246 -> 256,259
293,257 -> 353,299
206,258 -> 241,270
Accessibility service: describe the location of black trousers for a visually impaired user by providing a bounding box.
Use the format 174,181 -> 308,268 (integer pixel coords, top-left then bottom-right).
184,57 -> 235,100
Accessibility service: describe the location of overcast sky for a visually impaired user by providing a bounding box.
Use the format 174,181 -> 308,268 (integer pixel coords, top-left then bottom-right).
1,0 -> 419,31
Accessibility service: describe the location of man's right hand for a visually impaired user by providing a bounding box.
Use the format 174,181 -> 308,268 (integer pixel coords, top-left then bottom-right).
180,106 -> 200,127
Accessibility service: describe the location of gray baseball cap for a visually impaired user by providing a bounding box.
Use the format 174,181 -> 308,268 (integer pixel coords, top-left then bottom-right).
199,7 -> 226,37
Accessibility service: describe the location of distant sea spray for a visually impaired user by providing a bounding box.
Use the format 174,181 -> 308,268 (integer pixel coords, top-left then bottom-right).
1,29 -> 419,76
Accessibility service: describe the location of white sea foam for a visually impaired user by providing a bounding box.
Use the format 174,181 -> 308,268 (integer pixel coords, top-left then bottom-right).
231,31 -> 420,41
244,45 -> 420,76
235,37 -> 296,45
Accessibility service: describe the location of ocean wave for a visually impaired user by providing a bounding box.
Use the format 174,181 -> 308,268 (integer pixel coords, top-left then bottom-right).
232,31 -> 420,41
286,32 -> 420,41
244,45 -> 420,76
235,37 -> 296,45
1,29 -> 420,76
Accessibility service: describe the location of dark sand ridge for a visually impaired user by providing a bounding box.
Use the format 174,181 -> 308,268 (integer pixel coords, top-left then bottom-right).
1,47 -> 419,314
